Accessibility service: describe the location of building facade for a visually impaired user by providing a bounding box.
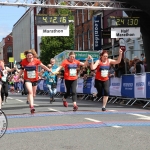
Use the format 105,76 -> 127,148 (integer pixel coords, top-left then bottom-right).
0,34 -> 13,65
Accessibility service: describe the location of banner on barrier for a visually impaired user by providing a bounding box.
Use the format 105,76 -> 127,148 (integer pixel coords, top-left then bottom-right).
146,73 -> 150,98
38,80 -> 44,90
60,79 -> 66,93
76,78 -> 84,93
56,79 -> 61,92
121,75 -> 134,98
109,77 -> 121,96
83,78 -> 93,94
134,74 -> 146,98
91,78 -> 97,94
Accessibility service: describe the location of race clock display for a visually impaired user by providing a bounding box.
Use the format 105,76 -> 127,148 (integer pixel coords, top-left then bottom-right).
109,17 -> 140,27
35,16 -> 69,25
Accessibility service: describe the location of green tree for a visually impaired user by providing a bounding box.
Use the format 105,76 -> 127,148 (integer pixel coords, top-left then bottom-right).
40,4 -> 74,64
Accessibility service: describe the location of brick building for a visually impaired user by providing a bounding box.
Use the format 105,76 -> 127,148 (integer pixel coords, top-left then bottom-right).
74,7 -> 123,56
1,34 -> 13,64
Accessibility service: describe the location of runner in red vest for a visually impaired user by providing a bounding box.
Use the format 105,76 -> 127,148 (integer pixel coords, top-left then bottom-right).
53,51 -> 89,111
89,49 -> 123,111
17,49 -> 52,114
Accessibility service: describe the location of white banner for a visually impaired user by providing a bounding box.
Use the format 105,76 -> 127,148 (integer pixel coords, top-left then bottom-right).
91,77 -> 97,94
76,78 -> 84,93
134,74 -> 146,98
37,25 -> 69,36
109,77 -> 121,96
56,78 -> 61,92
111,27 -> 140,38
38,80 -> 44,90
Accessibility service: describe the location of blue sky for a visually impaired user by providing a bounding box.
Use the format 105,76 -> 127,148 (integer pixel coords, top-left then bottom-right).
0,6 -> 27,41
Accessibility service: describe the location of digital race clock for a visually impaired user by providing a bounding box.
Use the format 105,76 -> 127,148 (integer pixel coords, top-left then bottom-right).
109,17 -> 140,27
35,16 -> 69,25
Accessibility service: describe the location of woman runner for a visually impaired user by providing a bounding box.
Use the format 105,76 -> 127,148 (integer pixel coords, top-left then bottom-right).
89,49 -> 123,111
53,51 -> 89,111
17,49 -> 52,114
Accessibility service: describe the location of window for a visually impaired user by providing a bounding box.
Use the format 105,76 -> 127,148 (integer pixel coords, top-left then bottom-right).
77,10 -> 79,25
87,30 -> 90,49
78,34 -> 80,51
82,9 -> 84,23
7,46 -> 13,57
82,32 -> 84,51
7,46 -> 12,53
88,10 -> 90,20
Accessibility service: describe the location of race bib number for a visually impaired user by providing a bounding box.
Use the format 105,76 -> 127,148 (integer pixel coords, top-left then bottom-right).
69,69 -> 76,76
27,71 -> 36,78
49,78 -> 53,82
101,70 -> 108,77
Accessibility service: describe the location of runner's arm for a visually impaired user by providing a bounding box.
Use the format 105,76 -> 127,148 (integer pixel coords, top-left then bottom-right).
40,63 -> 52,72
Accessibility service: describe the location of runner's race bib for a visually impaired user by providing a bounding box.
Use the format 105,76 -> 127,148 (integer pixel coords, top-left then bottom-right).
68,64 -> 77,77
69,69 -> 76,76
49,78 -> 54,82
25,66 -> 36,79
101,70 -> 108,77
27,71 -> 36,78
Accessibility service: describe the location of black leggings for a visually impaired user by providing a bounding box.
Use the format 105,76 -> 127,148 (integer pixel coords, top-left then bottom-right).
64,79 -> 77,102
94,79 -> 109,98
1,82 -> 9,101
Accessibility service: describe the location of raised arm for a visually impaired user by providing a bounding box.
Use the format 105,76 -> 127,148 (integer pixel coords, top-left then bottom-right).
109,49 -> 123,65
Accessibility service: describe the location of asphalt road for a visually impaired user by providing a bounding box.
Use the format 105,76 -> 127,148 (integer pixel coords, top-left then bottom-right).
1,93 -> 150,150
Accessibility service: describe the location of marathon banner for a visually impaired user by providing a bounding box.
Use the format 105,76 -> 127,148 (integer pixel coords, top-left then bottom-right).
91,78 -> 97,94
109,77 -> 121,96
83,77 -> 93,94
76,78 -> 84,93
121,75 -> 134,98
134,74 -> 146,98
146,73 -> 150,98
38,79 -> 44,90
37,74 -> 150,98
60,79 -> 66,93
56,78 -> 61,92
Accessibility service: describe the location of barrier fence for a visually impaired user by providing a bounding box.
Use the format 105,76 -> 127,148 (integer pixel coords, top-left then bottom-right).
36,73 -> 150,108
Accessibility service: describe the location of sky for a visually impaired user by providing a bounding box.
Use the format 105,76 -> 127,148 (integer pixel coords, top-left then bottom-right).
0,6 -> 27,41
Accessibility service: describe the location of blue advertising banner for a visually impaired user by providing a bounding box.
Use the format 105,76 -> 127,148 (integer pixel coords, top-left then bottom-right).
121,75 -> 134,98
43,80 -> 48,92
146,73 -> 150,98
93,15 -> 101,50
60,79 -> 66,93
83,77 -> 93,94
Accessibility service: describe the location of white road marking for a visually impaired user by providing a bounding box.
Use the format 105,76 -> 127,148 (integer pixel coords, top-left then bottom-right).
15,99 -> 24,102
128,113 -> 150,120
84,118 -> 122,128
48,108 -> 62,113
7,97 -> 13,99
33,104 -> 39,106
112,126 -> 122,128
108,110 -> 118,112
84,118 -> 102,122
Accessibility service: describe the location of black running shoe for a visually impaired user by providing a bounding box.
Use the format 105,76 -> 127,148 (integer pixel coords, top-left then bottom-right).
102,108 -> 106,111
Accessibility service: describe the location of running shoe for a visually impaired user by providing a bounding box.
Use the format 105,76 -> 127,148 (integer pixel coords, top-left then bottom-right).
30,108 -> 35,114
73,105 -> 78,111
102,107 -> 106,111
50,99 -> 53,104
63,100 -> 68,107
2,101 -> 4,106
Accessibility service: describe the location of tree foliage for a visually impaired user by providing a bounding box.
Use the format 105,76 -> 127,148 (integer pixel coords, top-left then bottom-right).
40,4 -> 74,64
